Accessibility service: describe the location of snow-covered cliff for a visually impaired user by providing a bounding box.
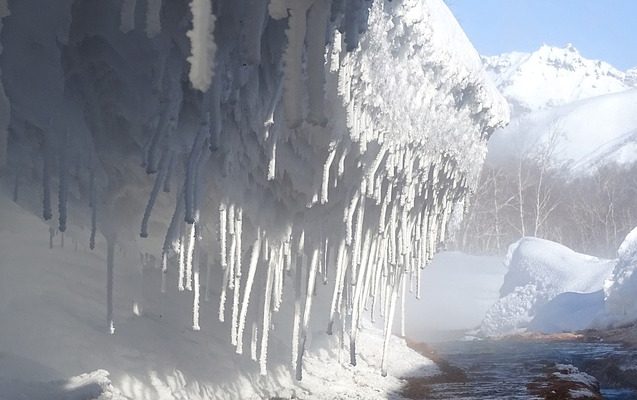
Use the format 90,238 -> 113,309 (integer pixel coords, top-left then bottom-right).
0,0 -> 507,397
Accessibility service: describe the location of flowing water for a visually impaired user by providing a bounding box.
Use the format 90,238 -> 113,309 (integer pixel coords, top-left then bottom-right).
420,339 -> 637,399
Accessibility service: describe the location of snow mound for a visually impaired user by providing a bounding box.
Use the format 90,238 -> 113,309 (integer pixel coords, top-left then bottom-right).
483,44 -> 633,114
604,226 -> 637,326
480,237 -> 614,336
0,369 -> 128,400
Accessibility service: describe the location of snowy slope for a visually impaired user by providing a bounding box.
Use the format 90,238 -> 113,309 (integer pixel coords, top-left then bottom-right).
487,89 -> 637,170
483,44 -> 633,114
480,237 -> 615,336
484,45 -> 637,172
0,0 -> 506,397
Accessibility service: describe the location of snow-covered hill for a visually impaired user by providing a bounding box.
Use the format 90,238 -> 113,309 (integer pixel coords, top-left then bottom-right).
484,45 -> 637,172
483,44 -> 634,114
487,89 -> 637,170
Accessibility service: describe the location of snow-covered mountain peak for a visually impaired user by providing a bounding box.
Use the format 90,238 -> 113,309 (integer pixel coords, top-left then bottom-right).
483,44 -> 631,113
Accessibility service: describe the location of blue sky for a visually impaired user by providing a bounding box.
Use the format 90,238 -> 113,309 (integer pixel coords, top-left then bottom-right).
446,0 -> 637,70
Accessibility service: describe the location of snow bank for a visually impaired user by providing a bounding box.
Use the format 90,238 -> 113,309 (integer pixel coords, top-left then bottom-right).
604,227 -> 637,326
0,191 -> 437,399
480,237 -> 614,336
0,0 -> 504,392
405,251 -> 506,341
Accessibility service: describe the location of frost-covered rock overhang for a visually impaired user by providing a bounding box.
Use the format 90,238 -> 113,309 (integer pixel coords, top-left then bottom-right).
0,0 -> 508,378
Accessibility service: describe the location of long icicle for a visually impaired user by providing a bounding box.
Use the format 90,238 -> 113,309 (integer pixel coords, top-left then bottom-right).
236,231 -> 261,354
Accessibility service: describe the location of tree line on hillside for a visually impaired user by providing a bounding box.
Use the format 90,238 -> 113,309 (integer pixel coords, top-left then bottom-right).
452,137 -> 637,258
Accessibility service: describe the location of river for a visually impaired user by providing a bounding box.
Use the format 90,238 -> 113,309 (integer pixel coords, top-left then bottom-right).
417,339 -> 637,399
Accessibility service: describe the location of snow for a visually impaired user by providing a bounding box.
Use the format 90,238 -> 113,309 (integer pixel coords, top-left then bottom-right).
480,228 -> 637,336
186,0 -> 216,92
480,237 -> 615,336
484,44 -> 637,173
487,89 -> 637,172
604,226 -> 637,326
0,369 -> 128,400
0,190 -> 438,399
0,0 -> 506,393
483,44 -> 633,114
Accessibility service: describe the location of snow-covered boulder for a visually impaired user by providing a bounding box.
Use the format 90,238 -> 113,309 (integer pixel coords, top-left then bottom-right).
480,237 -> 614,336
604,226 -> 637,326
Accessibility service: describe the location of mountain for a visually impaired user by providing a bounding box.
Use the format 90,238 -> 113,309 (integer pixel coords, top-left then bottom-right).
485,45 -> 637,172
483,44 -> 634,115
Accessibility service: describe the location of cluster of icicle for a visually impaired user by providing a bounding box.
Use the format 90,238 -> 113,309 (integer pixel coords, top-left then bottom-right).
1,0 -> 502,380
153,0 -> 469,380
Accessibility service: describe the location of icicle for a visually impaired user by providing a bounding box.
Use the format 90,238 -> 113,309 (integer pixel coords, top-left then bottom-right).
291,236 -> 304,370
192,244 -> 201,331
140,151 -> 169,237
381,272 -> 402,377
145,0 -> 162,38
227,203 -> 236,289
230,207 -> 243,346
187,0 -> 216,92
345,190 -> 359,246
106,237 -> 116,335
259,250 -> 275,375
273,244 -> 285,312
185,119 -> 208,223
266,129 -> 277,181
327,239 -> 346,335
282,1 -> 311,128
320,144 -> 337,204
219,202 -> 227,269
58,142 -> 68,232
177,226 -> 186,292
350,230 -> 371,366
185,219 -> 197,291
236,233 -> 261,354
296,247 -> 319,381
120,0 -> 137,33
251,322 -> 258,361
162,153 -> 174,192
218,265 -> 230,322
161,186 -> 185,292
42,147 -> 52,221
306,0 -> 330,125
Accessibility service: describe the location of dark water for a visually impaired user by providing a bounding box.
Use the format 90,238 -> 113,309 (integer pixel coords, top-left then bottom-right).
423,340 -> 637,399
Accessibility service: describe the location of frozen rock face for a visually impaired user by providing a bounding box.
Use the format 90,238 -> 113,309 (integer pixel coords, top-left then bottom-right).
604,227 -> 637,326
480,237 -> 614,336
0,0 -> 506,377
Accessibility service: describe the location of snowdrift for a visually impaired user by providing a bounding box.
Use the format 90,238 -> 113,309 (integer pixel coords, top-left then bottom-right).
0,0 -> 507,396
604,227 -> 637,326
480,237 -> 614,336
